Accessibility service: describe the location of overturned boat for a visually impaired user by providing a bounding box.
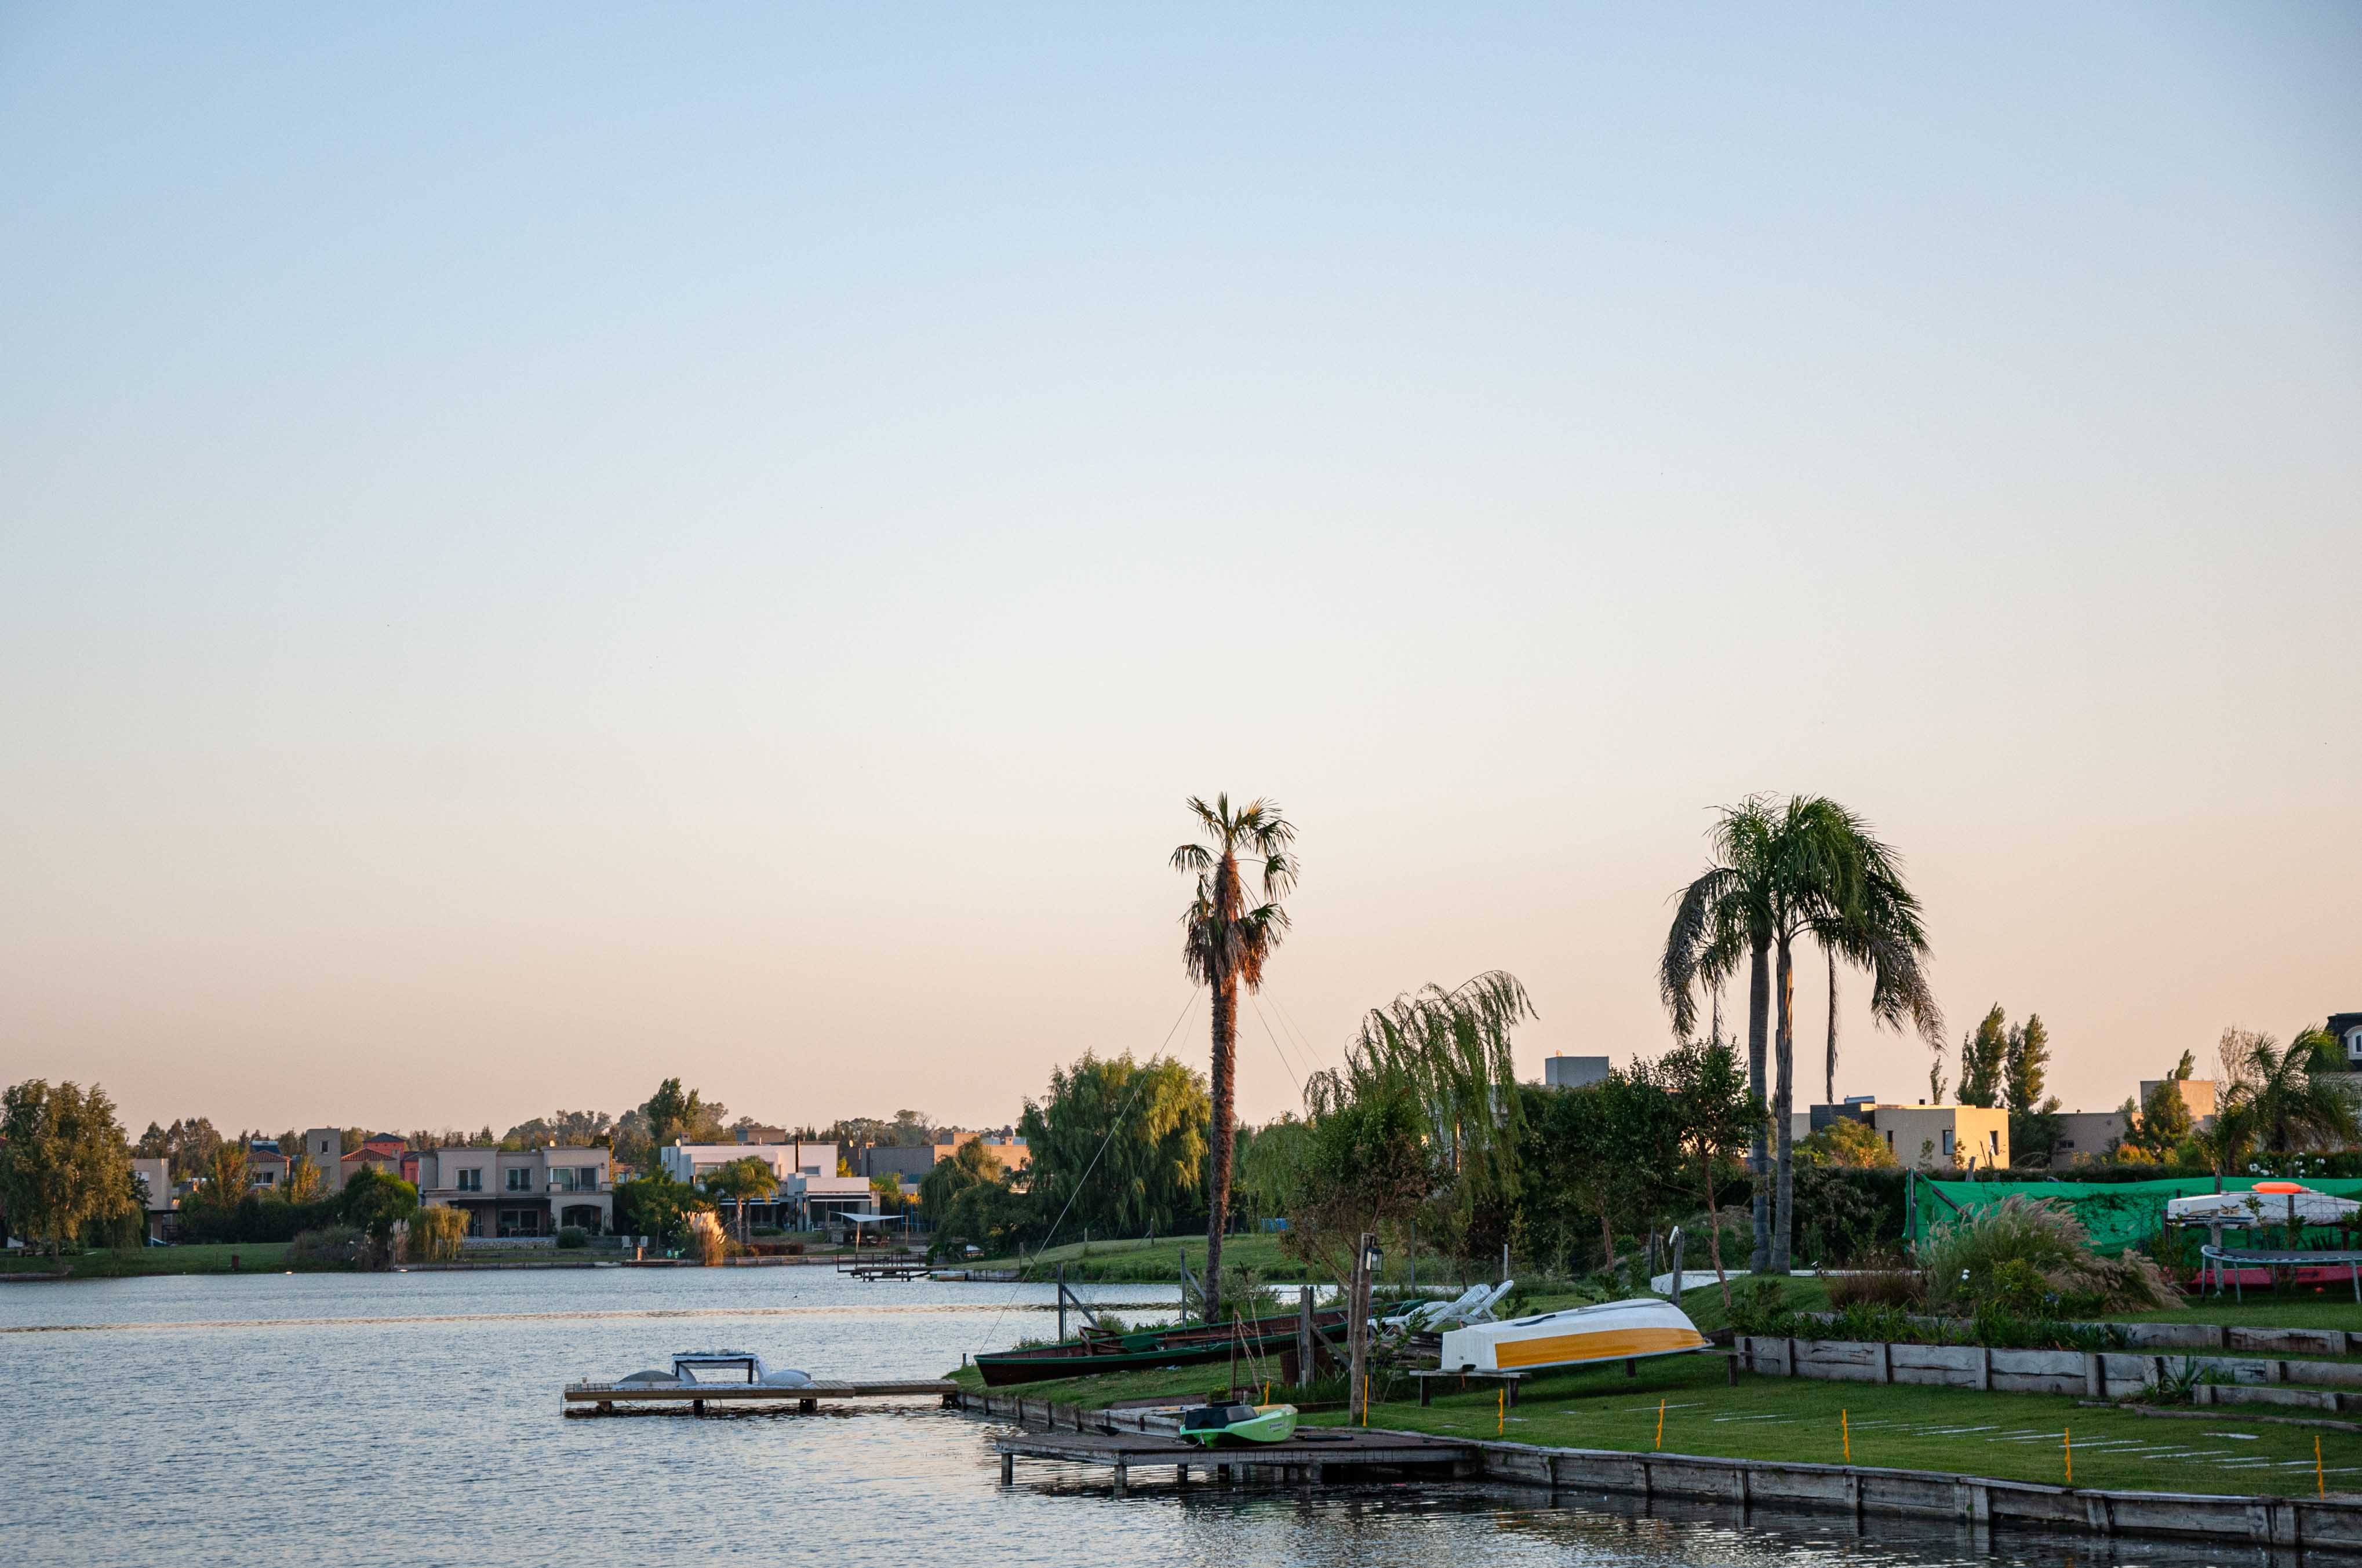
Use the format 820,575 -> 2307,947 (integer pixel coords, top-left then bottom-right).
977,1308 -> 1347,1387
1439,1297 -> 1708,1374
612,1350 -> 816,1389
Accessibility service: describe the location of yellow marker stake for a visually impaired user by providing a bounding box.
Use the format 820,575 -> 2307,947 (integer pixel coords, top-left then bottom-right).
1656,1398 -> 1666,1452
2319,1435 -> 2327,1499
2063,1427 -> 2072,1486
1498,1387 -> 1505,1436
1841,1409 -> 1850,1464
1362,1374 -> 1370,1428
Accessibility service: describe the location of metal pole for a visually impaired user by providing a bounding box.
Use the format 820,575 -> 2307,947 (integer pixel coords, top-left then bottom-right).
1409,1220 -> 1415,1298
1057,1262 -> 1067,1341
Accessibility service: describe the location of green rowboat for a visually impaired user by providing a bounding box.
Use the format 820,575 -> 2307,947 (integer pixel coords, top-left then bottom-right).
1178,1402 -> 1300,1446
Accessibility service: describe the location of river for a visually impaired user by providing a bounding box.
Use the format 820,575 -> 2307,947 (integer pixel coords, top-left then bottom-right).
0,1266 -> 2242,1567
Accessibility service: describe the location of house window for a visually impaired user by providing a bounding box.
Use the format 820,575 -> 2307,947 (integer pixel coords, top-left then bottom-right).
1941,1129 -> 1956,1156
577,1166 -> 600,1190
498,1208 -> 540,1237
552,1168 -> 579,1192
506,1168 -> 530,1192
456,1168 -> 482,1193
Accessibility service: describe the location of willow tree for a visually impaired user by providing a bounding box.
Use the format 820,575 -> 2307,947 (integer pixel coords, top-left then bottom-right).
1017,1051 -> 1210,1242
1172,794 -> 1297,1320
1664,794 -> 1939,1273
1304,971 -> 1535,1266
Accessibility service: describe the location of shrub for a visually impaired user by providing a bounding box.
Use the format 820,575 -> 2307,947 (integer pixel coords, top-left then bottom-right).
688,1210 -> 727,1266
555,1226 -> 588,1250
1919,1194 -> 2174,1315
1726,1276 -> 1804,1336
286,1225 -> 365,1265
1825,1268 -> 1926,1310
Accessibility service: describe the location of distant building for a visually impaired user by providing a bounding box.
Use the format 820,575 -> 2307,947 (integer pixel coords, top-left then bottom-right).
658,1142 -> 871,1230
414,1145 -> 613,1238
2328,1012 -> 2362,1070
2048,1110 -> 2130,1168
1807,1102 -> 2009,1173
300,1129 -> 345,1190
1542,1055 -> 1611,1089
245,1140 -> 289,1192
862,1137 -> 1031,1183
131,1157 -> 175,1243
2135,1078 -> 2218,1129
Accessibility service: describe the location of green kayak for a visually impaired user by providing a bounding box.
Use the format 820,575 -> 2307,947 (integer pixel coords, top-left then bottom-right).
1177,1402 -> 1300,1447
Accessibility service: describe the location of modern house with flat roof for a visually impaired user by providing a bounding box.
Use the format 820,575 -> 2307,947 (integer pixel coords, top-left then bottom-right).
413,1145 -> 612,1237
1810,1102 -> 2010,1172
131,1157 -> 176,1243
1542,1055 -> 1612,1089
658,1142 -> 873,1229
2328,1012 -> 2362,1070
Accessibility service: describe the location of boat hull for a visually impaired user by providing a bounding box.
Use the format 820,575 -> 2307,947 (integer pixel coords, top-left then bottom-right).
977,1311 -> 1343,1387
1439,1297 -> 1708,1374
1181,1404 -> 1300,1446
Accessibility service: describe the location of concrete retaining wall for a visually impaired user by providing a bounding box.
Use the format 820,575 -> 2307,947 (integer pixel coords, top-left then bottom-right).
1737,1336 -> 2362,1412
1799,1312 -> 2361,1356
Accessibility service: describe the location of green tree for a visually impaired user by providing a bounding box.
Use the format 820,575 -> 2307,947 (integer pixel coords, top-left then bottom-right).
612,1171 -> 707,1244
282,1150 -> 324,1205
134,1116 -> 225,1182
194,1142 -> 250,1211
919,1136 -> 1005,1218
1018,1051 -> 1210,1242
1796,1117 -> 1897,1169
2002,1015 -> 2062,1165
2123,1074 -> 2194,1158
1278,1085 -> 1436,1294
1660,794 -> 1938,1274
1304,971 -> 1535,1265
1170,792 -> 1297,1321
1956,1005 -> 2009,1108
700,1156 -> 777,1239
336,1165 -> 419,1257
1232,1116 -> 1314,1227
1646,1033 -> 1766,1306
0,1080 -> 137,1260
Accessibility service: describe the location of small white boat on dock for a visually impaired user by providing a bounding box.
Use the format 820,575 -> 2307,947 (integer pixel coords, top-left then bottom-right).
1439,1297 -> 1708,1374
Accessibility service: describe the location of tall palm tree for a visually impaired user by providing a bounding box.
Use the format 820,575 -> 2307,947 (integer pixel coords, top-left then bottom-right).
1173,794 -> 1297,1321
1661,797 -> 1779,1271
1664,794 -> 1939,1272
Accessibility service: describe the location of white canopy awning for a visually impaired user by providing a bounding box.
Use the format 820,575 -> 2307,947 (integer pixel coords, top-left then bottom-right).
2166,1188 -> 2361,1226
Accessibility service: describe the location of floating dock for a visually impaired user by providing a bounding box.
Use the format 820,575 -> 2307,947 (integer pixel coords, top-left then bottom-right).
992,1428 -> 1478,1493
563,1378 -> 959,1414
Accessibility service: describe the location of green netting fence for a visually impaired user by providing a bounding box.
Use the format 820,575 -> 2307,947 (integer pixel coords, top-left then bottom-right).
1909,1177 -> 2362,1257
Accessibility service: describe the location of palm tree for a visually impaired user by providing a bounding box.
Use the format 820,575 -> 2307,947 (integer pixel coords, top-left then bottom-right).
2215,1027 -> 2360,1164
1660,797 -> 1779,1272
1172,793 -> 1297,1322
1663,794 -> 1939,1272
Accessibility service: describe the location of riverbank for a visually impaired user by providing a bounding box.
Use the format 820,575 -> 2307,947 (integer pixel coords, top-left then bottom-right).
0,1243 -> 309,1278
949,1346 -> 2360,1501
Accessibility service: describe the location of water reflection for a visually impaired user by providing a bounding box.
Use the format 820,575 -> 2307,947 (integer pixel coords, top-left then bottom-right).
0,1271 -> 2295,1568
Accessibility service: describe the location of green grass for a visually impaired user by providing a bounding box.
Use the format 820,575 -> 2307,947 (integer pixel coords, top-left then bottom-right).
0,1243 -> 327,1278
955,1348 -> 2359,1499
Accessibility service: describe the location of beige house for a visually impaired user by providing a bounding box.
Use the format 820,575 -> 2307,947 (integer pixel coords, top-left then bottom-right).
414,1145 -> 612,1238
2049,1110 -> 2130,1167
1818,1103 -> 2009,1171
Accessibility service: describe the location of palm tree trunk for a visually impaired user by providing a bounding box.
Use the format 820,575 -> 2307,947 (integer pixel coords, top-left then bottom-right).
1824,948 -> 1839,1106
1746,936 -> 1771,1274
1204,968 -> 1238,1323
1771,936 -> 1797,1274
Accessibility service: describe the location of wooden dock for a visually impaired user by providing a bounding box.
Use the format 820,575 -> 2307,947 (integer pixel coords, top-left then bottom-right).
992,1428 -> 1478,1493
563,1378 -> 959,1414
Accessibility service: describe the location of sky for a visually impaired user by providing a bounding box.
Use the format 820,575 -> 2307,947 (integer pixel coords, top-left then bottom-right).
2,4 -> 2357,1140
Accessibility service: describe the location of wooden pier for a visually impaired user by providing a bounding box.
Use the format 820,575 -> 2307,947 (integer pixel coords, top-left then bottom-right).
992,1428 -> 1478,1494
563,1378 -> 959,1415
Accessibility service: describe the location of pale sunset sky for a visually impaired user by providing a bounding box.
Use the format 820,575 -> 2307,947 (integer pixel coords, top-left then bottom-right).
2,6 -> 2356,1138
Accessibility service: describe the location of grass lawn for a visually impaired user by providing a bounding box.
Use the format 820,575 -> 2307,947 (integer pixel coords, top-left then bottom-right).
0,1243 -> 323,1278
950,1350 -> 2361,1500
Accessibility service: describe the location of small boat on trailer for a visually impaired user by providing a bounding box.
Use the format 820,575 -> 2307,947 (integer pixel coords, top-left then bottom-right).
977,1308 -> 1348,1387
1439,1297 -> 1709,1374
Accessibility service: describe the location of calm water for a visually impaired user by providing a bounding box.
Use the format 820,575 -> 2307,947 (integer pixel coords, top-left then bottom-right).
0,1267 -> 2268,1567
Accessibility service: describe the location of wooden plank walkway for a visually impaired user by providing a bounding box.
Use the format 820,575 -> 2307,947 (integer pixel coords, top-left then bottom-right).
993,1427 -> 1477,1492
564,1378 -> 958,1414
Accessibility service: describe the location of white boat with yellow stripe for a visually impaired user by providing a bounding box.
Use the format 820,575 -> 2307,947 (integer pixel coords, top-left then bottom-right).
1439,1296 -> 1709,1374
